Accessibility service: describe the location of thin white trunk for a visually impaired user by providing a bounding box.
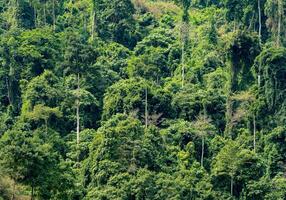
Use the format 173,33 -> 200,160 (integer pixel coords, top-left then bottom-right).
7,65 -> 15,106
253,115 -> 256,152
230,176 -> 234,196
258,61 -> 261,87
201,137 -> 204,167
181,40 -> 185,88
258,0 -> 262,44
76,73 -> 80,146
6,77 -> 11,105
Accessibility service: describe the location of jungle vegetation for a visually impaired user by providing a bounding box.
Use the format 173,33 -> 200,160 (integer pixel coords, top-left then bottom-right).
0,0 -> 285,199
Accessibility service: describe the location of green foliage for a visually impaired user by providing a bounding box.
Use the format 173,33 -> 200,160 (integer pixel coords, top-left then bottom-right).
265,0 -> 286,46
264,126 -> 286,177
253,47 -> 286,125
227,31 -> 261,92
17,28 -> 60,79
93,0 -> 138,48
0,0 -> 285,199
0,122 -> 73,199
21,70 -> 62,113
212,140 -> 264,196
129,27 -> 179,81
102,78 -> 173,121
222,0 -> 244,21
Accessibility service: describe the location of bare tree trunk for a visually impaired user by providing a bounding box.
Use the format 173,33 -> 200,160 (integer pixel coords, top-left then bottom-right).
258,0 -> 262,44
253,115 -> 256,152
181,40 -> 185,88
7,65 -> 15,106
230,176 -> 234,196
76,73 -> 80,147
45,119 -> 48,134
201,136 -> 204,167
6,77 -> 12,105
145,87 -> 148,129
258,60 -> 261,87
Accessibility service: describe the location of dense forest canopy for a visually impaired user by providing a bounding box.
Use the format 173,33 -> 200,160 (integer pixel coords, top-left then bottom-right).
0,0 -> 285,199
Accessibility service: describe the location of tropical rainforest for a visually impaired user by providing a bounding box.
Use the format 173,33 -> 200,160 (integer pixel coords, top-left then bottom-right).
0,0 -> 286,199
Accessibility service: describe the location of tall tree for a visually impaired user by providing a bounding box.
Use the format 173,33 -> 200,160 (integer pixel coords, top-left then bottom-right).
193,113 -> 215,167
212,140 -> 263,197
175,0 -> 191,87
62,31 -> 98,149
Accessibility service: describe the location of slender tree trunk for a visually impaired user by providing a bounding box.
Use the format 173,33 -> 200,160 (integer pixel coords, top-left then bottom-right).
248,13 -> 255,30
258,0 -> 262,44
230,176 -> 234,196
201,136 -> 204,167
258,61 -> 261,87
6,76 -> 12,105
7,65 -> 15,106
145,87 -> 148,129
253,115 -> 256,152
76,73 -> 80,147
181,39 -> 185,88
